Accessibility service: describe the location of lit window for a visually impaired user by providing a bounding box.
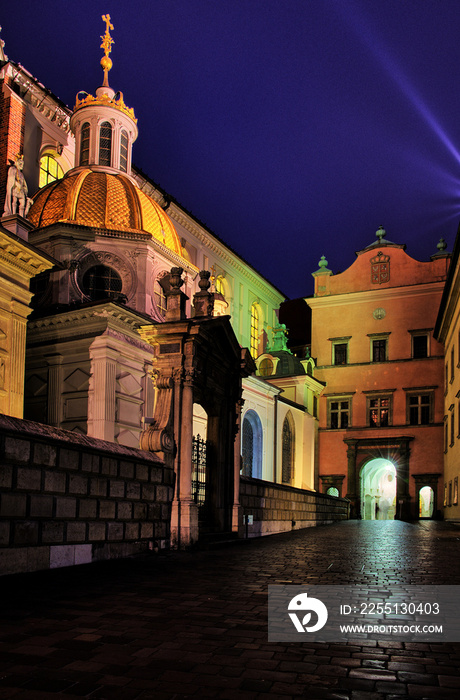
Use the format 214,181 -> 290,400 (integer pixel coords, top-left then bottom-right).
408,393 -> 432,425
80,122 -> 90,166
328,399 -> 350,429
120,129 -> 128,172
368,396 -> 391,427
250,304 -> 259,357
215,276 -> 224,295
99,121 -> 112,166
372,338 -> 387,362
412,334 -> 428,358
327,487 -> 339,497
281,414 -> 294,483
258,358 -> 273,377
333,342 -> 348,365
82,265 -> 122,300
39,155 -> 63,188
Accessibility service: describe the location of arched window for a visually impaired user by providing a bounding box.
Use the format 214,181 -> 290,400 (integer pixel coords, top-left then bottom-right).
80,122 -> 90,166
250,303 -> 259,357
82,265 -> 122,300
281,413 -> 295,484
327,487 -> 339,497
39,155 -> 63,188
241,410 -> 263,479
120,129 -> 128,172
215,276 -> 224,295
99,121 -> 112,166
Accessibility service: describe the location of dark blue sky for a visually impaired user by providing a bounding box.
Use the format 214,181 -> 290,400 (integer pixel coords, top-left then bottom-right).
3,0 -> 460,299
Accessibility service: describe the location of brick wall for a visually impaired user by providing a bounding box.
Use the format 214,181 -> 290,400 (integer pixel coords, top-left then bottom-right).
0,79 -> 26,213
240,476 -> 349,537
0,415 -> 174,576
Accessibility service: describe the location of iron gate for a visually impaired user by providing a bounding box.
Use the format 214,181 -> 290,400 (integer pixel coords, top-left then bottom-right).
192,434 -> 207,505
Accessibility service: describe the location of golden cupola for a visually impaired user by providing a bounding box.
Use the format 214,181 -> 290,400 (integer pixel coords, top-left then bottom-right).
28,15 -> 183,257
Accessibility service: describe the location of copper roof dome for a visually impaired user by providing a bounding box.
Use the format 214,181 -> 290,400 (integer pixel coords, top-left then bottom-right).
28,169 -> 182,255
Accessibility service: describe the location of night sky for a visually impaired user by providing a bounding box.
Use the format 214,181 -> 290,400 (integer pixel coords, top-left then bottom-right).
3,0 -> 460,299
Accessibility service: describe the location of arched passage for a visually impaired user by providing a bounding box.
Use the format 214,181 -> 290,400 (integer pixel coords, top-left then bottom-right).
419,486 -> 435,518
360,458 -> 397,520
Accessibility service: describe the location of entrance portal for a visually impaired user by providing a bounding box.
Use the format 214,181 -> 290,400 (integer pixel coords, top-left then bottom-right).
419,486 -> 434,518
360,458 -> 396,520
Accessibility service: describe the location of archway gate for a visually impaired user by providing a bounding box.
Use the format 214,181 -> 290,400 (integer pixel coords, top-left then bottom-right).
139,268 -> 254,548
344,436 -> 413,520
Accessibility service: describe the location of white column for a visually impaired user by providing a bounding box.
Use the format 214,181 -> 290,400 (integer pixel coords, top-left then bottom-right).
88,340 -> 118,442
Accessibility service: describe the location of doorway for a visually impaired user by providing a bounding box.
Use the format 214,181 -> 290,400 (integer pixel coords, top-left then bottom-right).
360,458 -> 397,520
419,485 -> 434,518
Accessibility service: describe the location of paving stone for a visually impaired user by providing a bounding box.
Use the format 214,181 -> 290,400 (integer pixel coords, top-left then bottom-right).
0,521 -> 459,698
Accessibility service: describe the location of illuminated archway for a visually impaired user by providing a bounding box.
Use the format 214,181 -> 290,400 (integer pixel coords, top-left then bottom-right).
419,486 -> 434,518
360,458 -> 396,520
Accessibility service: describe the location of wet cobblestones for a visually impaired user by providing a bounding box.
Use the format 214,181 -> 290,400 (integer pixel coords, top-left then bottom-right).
0,520 -> 459,698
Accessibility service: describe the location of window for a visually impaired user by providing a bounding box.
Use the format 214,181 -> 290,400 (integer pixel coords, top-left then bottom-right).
313,395 -> 318,418
412,334 -> 428,359
120,129 -> 128,172
372,338 -> 387,362
333,343 -> 348,365
408,393 -> 432,425
215,276 -> 224,295
327,487 -> 339,497
80,122 -> 90,166
444,418 -> 449,453
241,410 -> 263,479
258,358 -> 274,377
328,398 -> 350,429
154,278 -> 167,317
368,396 -> 391,427
451,348 -> 455,383
451,406 -> 455,447
281,413 -> 295,483
250,303 -> 259,358
99,121 -> 112,166
81,265 -> 122,300
39,155 -> 63,187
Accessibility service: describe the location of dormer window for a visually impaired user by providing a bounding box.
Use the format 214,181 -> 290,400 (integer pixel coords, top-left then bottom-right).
120,129 -> 128,172
80,123 -> 90,166
99,122 -> 112,166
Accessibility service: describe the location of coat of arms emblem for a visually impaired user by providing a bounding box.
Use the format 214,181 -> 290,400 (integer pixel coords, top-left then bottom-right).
371,251 -> 390,284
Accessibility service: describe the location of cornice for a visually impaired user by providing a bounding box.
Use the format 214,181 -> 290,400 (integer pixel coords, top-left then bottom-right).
27,304 -> 154,347
307,281 -> 445,308
0,231 -> 54,278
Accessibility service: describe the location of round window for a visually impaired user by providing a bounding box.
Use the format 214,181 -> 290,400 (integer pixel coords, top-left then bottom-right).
82,265 -> 122,300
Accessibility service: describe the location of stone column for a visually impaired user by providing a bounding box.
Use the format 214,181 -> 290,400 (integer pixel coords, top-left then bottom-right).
45,353 -> 63,426
9,315 -> 27,418
88,342 -> 117,442
171,369 -> 199,548
396,439 -> 412,520
345,439 -> 359,518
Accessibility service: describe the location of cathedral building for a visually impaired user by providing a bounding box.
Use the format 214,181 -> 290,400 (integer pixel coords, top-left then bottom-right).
0,17 -> 321,545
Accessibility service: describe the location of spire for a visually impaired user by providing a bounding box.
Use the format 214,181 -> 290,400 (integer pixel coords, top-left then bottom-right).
100,14 -> 114,89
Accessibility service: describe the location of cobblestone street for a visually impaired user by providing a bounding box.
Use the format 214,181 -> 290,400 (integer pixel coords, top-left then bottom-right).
1,520 -> 460,699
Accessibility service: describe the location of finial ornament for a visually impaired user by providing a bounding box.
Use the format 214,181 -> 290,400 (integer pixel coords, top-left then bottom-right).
437,237 -> 447,252
376,225 -> 386,242
318,255 -> 329,269
100,14 -> 115,87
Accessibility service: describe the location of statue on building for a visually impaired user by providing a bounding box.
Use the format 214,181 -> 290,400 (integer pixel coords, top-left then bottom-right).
3,155 -> 33,218
266,323 -> 291,353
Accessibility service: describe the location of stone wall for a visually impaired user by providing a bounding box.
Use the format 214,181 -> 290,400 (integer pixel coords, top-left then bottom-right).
0,415 -> 174,576
240,476 -> 349,537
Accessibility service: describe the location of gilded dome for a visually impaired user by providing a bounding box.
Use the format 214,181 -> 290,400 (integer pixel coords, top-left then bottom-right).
28,169 -> 182,255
